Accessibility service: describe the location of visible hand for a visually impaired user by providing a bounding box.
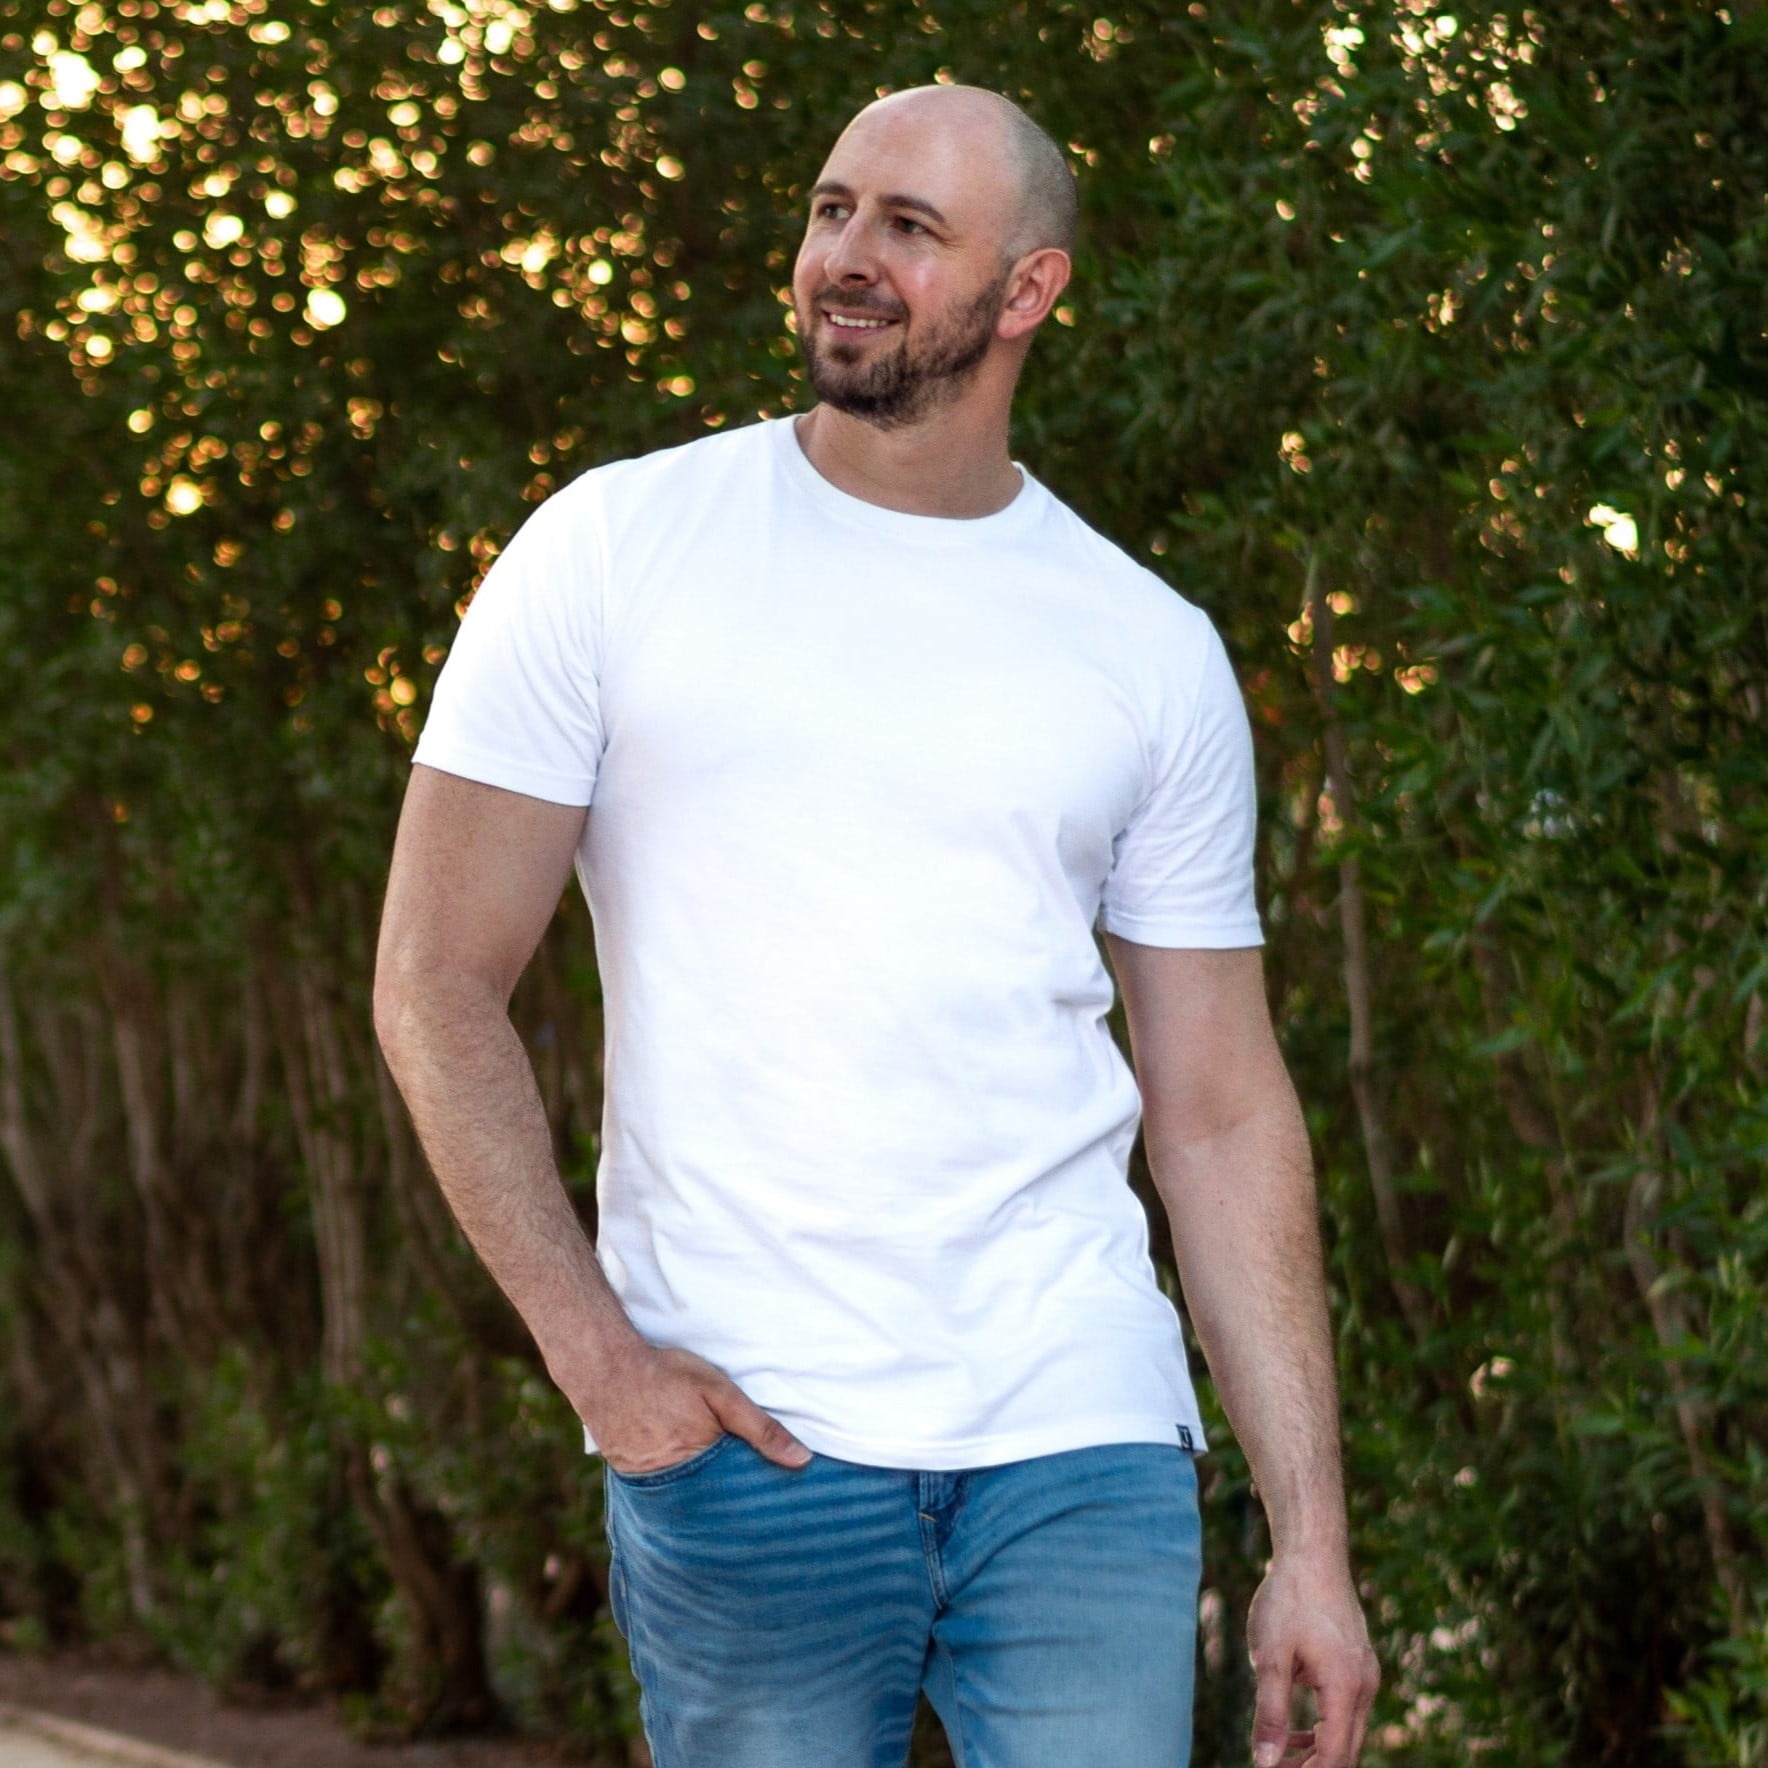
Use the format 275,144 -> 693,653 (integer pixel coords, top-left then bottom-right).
582,1341 -> 813,1476
1246,1549 -> 1380,1767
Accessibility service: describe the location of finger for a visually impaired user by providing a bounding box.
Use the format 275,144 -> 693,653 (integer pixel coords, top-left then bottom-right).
1350,1711 -> 1379,1768
1346,1649 -> 1380,1764
1250,1648 -> 1296,1768
1307,1658 -> 1362,1767
711,1384 -> 811,1468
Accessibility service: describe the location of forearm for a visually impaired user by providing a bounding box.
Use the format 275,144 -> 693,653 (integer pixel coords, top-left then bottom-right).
375,975 -> 644,1405
1149,1076 -> 1348,1559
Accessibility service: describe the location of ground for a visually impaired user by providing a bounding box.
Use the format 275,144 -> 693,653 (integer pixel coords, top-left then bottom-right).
0,1650 -> 642,1768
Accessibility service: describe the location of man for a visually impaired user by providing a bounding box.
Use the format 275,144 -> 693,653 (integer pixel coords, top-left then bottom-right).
375,82 -> 1379,1768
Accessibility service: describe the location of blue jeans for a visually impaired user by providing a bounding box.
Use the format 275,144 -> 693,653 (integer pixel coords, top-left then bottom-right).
602,1434 -> 1202,1767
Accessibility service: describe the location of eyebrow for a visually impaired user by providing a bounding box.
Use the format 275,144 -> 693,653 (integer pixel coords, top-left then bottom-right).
809,179 -> 950,228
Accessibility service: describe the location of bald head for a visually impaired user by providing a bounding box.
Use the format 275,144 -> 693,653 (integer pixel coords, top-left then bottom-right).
795,81 -> 1076,427
842,85 -> 1078,264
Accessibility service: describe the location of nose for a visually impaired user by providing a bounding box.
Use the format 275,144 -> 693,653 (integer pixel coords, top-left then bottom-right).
822,212 -> 880,287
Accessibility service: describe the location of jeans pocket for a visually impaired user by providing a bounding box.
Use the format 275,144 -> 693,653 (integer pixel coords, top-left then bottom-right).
607,1549 -> 631,1641
607,1431 -> 737,1490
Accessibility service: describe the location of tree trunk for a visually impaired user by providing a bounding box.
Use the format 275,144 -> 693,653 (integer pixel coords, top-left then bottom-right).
275,945 -> 501,1726
349,1449 -> 503,1732
1624,1088 -> 1748,1639
275,954 -> 371,1390
1305,559 -> 1434,1347
0,955 -> 164,1625
92,939 -> 226,1363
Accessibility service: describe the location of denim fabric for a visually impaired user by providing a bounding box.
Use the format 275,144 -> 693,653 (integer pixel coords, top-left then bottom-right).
602,1435 -> 1201,1767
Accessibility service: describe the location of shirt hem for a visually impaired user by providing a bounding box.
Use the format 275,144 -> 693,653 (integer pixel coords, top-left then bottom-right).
587,1411 -> 1209,1471
1097,911 -> 1265,948
410,741 -> 595,808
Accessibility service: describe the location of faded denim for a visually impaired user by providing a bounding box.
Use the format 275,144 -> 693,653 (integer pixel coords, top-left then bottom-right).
603,1434 -> 1201,1767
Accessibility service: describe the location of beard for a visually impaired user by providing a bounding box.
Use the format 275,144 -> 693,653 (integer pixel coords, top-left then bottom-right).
797,265 -> 1013,431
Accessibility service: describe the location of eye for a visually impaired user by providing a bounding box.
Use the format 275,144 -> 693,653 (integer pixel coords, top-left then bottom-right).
813,200 -> 848,221
892,216 -> 926,235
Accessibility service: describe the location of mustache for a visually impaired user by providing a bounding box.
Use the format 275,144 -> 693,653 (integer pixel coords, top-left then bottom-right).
807,287 -> 907,321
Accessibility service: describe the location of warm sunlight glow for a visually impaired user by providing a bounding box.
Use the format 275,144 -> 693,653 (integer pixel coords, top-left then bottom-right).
304,288 -> 347,329
1587,504 -> 1639,558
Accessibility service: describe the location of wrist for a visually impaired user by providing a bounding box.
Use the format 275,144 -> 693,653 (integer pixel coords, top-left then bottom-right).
1264,1503 -> 1351,1566
542,1314 -> 647,1406
1249,1464 -> 1350,1563
1267,1534 -> 1355,1585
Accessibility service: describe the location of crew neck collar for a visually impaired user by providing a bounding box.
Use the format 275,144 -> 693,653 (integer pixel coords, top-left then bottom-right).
772,413 -> 1045,546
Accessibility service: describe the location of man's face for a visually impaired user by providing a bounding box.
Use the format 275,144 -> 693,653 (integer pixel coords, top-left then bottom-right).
792,97 -> 1020,430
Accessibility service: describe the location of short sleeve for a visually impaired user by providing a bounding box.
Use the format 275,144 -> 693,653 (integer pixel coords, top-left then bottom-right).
411,479 -> 606,807
1097,618 -> 1264,948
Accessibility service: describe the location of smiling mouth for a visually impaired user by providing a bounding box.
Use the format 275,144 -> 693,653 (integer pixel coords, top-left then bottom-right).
823,312 -> 897,331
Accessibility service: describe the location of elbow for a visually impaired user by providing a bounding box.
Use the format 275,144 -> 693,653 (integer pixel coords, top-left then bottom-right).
372,943 -> 506,1067
372,957 -> 413,1067
372,931 -> 434,1066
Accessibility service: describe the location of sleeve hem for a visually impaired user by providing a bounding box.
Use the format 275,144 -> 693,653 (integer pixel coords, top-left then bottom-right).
1096,910 -> 1265,949
411,740 -> 595,808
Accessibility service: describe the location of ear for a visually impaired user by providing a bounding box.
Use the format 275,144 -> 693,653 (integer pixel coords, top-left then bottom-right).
996,246 -> 1072,343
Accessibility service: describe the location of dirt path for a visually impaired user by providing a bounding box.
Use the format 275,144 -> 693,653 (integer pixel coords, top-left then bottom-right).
0,1724 -> 112,1768
0,1703 -> 234,1767
0,1654 -> 627,1768
0,1720 -> 137,1768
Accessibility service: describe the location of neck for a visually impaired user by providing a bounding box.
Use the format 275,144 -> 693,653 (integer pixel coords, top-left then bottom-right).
793,396 -> 1022,519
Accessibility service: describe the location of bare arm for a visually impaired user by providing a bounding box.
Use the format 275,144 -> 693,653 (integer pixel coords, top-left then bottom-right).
374,765 -> 811,1474
1105,936 -> 1379,1768
373,764 -> 643,1404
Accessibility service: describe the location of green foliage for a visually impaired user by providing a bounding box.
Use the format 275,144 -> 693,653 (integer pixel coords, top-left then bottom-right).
0,0 -> 1762,1760
148,1353 -> 389,1695
1669,1620 -> 1768,1768
344,1323 -> 638,1749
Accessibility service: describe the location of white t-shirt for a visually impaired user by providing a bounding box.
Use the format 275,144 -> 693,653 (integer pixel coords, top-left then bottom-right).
413,414 -> 1263,1470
